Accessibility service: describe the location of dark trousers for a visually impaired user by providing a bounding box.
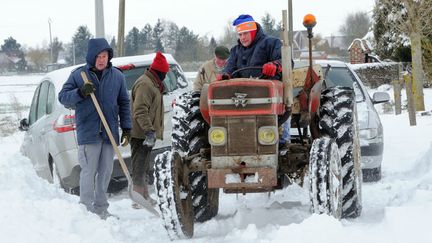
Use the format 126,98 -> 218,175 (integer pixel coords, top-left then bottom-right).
131,137 -> 153,186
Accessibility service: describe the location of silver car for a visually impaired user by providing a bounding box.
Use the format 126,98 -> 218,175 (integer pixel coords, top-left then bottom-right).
317,61 -> 390,182
19,53 -> 189,194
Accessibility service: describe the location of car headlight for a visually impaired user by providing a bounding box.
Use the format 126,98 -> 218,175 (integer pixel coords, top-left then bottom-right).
359,128 -> 378,140
209,127 -> 227,146
258,126 -> 278,145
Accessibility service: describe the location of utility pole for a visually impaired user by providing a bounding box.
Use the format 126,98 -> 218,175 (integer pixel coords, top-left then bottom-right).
95,0 -> 105,38
72,42 -> 76,65
288,0 -> 293,55
48,18 -> 53,63
281,10 -> 293,107
117,0 -> 125,57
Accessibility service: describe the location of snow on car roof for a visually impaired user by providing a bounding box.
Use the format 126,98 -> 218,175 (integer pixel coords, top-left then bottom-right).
38,53 -> 179,90
294,59 -> 347,69
111,53 -> 178,67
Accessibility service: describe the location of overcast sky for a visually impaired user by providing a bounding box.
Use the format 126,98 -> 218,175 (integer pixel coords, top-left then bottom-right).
0,0 -> 375,48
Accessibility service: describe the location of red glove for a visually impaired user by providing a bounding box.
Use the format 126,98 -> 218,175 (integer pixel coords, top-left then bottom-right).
216,73 -> 230,81
262,61 -> 282,77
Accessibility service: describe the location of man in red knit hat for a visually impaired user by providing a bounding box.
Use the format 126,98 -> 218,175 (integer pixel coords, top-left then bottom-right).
130,51 -> 169,208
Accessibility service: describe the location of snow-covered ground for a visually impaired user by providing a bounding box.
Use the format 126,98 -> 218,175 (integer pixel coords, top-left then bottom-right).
1,74 -> 432,243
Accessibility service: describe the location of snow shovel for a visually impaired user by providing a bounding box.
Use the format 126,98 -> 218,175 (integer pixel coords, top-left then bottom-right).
80,71 -> 159,217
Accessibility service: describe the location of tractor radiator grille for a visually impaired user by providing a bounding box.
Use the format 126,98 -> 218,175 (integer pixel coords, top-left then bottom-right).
211,116 -> 277,156
211,85 -> 271,111
228,116 -> 256,155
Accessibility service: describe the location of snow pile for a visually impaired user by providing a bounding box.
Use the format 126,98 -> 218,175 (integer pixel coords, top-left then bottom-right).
0,134 -> 123,243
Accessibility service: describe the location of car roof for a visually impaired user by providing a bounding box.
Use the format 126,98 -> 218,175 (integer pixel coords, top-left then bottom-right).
294,59 -> 348,69
111,53 -> 178,67
40,53 -> 179,90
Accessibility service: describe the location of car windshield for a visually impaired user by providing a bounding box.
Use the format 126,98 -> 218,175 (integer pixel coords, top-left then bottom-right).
322,66 -> 365,102
122,65 -> 186,93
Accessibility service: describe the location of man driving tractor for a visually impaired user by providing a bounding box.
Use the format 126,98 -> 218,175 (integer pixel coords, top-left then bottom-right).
218,14 -> 291,145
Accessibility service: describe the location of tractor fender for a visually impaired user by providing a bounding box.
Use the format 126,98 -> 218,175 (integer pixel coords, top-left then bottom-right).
309,80 -> 323,139
309,80 -> 323,115
200,83 -> 210,124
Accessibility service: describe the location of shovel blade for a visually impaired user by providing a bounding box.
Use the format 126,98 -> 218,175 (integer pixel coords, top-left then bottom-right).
128,185 -> 160,217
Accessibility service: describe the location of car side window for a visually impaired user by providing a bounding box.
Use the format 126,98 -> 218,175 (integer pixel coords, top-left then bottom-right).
122,64 -> 188,93
124,67 -> 146,91
28,85 -> 41,125
46,82 -> 55,114
171,65 -> 188,88
36,81 -> 50,121
324,67 -> 355,88
163,68 -> 178,93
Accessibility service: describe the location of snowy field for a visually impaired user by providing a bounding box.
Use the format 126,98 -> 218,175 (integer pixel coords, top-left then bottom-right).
1,74 -> 432,242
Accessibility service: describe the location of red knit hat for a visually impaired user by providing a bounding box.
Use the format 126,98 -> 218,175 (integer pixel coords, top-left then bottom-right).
150,51 -> 170,73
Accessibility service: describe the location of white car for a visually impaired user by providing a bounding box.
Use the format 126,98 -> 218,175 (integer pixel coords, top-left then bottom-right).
19,53 -> 189,194
293,60 -> 390,182
317,60 -> 390,181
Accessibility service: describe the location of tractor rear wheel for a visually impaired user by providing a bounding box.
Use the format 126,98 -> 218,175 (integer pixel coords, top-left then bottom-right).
154,151 -> 194,239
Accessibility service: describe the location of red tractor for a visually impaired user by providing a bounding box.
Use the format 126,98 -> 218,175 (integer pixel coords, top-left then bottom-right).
154,14 -> 362,239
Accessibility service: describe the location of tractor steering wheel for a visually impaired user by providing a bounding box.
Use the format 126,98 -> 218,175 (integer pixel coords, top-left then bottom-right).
231,66 -> 268,79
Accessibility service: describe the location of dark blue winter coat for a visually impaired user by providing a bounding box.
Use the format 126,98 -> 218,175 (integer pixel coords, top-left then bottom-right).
58,38 -> 132,145
224,24 -> 282,79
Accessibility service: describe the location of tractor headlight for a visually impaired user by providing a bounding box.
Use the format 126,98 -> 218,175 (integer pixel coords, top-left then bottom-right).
209,127 -> 227,146
258,126 -> 277,145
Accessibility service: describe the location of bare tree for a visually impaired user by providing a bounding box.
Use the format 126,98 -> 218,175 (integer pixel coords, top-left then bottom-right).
377,0 -> 432,111
339,11 -> 371,47
49,37 -> 63,63
218,21 -> 237,49
424,40 -> 432,86
27,46 -> 49,71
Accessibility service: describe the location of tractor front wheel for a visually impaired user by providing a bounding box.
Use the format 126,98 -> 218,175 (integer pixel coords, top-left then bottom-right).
309,137 -> 342,219
155,151 -> 194,239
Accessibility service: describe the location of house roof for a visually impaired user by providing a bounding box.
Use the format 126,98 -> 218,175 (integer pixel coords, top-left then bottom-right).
348,38 -> 373,53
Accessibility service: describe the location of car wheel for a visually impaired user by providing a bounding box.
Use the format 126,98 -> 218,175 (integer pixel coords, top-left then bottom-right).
49,155 -> 63,187
362,166 -> 381,182
49,155 -> 79,195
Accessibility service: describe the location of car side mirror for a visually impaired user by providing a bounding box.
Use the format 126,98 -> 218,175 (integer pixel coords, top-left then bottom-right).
372,92 -> 390,104
18,118 -> 29,131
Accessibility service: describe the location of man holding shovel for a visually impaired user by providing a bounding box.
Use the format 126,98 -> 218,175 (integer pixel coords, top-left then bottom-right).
58,38 -> 132,219
130,51 -> 169,209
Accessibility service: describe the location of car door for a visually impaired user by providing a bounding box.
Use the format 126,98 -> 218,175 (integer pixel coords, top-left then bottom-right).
25,81 -> 53,179
21,84 -> 40,160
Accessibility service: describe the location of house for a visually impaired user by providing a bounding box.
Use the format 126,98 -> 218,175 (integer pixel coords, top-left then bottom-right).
0,50 -> 23,73
348,38 -> 374,64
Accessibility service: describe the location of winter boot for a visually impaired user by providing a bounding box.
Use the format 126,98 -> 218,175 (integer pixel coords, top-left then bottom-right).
142,183 -> 157,206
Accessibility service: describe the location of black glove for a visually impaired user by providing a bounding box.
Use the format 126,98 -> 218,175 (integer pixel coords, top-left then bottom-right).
120,129 -> 131,147
216,73 -> 231,81
80,82 -> 96,97
143,131 -> 156,148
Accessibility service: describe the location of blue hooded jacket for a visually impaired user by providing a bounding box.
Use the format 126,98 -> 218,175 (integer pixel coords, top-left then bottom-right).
58,38 -> 132,145
224,24 -> 282,79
